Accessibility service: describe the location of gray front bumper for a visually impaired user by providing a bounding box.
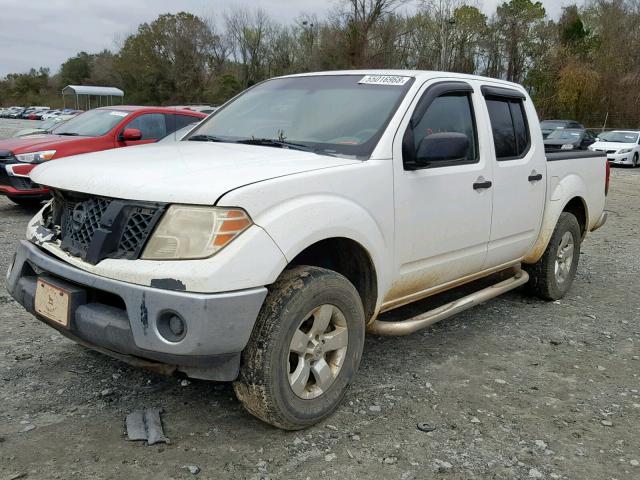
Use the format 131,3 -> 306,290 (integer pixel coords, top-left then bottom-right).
6,240 -> 267,378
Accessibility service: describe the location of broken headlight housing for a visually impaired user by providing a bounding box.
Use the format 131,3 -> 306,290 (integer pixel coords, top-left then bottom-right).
141,205 -> 252,260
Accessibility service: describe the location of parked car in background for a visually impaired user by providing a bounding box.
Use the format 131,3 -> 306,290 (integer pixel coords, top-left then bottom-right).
544,128 -> 596,152
9,108 -> 26,118
20,107 -> 50,120
41,110 -> 63,120
13,114 -> 77,138
8,71 -> 608,429
540,119 -> 584,138
0,106 -> 206,205
589,130 -> 640,167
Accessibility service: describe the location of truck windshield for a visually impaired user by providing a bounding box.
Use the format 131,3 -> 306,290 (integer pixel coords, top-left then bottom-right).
188,75 -> 414,158
53,109 -> 129,137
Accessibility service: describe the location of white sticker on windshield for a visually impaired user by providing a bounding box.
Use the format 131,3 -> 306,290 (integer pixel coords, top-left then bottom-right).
358,75 -> 411,86
109,111 -> 129,117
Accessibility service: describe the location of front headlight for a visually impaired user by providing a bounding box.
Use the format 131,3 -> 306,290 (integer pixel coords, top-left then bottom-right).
560,144 -> 574,150
15,150 -> 56,163
142,205 -> 252,260
618,148 -> 632,154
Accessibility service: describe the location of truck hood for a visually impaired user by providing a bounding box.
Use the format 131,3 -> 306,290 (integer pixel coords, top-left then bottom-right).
31,142 -> 360,204
0,134 -> 89,153
590,141 -> 636,151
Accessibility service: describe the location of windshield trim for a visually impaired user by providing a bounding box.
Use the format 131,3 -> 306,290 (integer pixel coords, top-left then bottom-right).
186,74 -> 416,159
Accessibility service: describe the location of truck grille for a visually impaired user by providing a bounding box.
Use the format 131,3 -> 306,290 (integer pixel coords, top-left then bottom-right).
61,197 -> 110,251
48,191 -> 166,264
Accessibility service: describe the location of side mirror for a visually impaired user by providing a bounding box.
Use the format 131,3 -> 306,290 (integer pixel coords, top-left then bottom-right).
416,132 -> 469,165
121,128 -> 142,141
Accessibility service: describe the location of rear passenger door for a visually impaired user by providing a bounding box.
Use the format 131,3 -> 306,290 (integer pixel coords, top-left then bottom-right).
481,86 -> 546,268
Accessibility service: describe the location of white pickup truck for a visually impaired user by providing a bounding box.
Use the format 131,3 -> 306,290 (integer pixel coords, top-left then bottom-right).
7,71 -> 608,430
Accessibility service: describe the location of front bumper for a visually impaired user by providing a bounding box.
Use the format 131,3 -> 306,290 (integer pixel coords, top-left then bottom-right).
0,161 -> 49,196
6,240 -> 267,380
607,152 -> 634,165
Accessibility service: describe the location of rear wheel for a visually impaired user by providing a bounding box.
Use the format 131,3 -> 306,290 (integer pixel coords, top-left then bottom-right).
524,212 -> 581,301
233,266 -> 365,430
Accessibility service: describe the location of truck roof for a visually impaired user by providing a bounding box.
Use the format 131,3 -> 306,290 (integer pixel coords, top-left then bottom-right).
281,69 -> 526,91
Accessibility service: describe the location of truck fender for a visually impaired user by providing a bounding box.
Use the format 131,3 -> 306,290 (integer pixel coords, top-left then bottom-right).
253,194 -> 390,306
523,173 -> 589,264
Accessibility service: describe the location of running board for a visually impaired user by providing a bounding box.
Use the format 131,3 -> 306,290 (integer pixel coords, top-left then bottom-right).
367,269 -> 529,336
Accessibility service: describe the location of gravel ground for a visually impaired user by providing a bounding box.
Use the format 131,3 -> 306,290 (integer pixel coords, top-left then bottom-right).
0,118 -> 42,138
0,119 -> 639,479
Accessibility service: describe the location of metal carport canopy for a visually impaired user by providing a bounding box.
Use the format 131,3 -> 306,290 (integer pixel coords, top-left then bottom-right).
62,85 -> 124,97
62,85 -> 125,109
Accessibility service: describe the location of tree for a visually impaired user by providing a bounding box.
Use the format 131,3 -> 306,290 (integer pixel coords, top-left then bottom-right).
225,8 -> 273,88
450,5 -> 487,73
116,12 -> 215,104
59,52 -> 92,86
495,0 -> 546,83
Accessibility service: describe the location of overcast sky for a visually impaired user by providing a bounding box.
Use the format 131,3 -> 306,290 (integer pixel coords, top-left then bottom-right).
0,0 -> 581,77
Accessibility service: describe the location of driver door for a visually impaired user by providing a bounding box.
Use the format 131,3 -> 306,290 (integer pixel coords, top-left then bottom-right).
118,113 -> 167,147
387,80 -> 493,305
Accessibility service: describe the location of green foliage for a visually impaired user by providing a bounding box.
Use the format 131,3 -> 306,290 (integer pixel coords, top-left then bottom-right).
59,52 -> 93,86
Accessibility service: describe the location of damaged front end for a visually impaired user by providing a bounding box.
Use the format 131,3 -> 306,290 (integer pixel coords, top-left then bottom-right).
29,189 -> 166,265
10,191 -> 268,382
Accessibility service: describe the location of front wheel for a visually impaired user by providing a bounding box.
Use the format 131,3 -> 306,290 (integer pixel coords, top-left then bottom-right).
633,152 -> 639,168
233,266 -> 365,430
524,212 -> 581,300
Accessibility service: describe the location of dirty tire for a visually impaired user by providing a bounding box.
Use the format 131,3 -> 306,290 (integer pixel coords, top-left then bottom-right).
233,266 -> 365,430
524,212 -> 581,301
8,196 -> 46,207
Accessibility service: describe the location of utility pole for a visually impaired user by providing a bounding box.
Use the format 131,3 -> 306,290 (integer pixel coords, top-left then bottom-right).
440,17 -> 456,71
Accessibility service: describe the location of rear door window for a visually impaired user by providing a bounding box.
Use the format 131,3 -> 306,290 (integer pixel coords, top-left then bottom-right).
485,97 -> 530,160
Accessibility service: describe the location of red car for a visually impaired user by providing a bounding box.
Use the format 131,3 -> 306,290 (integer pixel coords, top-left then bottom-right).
0,106 -> 206,206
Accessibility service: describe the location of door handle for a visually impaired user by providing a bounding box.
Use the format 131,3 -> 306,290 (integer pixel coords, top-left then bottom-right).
528,173 -> 543,182
473,180 -> 492,190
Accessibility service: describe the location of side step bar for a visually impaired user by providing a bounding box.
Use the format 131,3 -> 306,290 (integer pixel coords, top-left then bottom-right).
367,268 -> 530,336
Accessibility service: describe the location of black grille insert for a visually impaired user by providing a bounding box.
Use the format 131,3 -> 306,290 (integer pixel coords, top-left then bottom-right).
50,191 -> 166,264
62,197 -> 111,253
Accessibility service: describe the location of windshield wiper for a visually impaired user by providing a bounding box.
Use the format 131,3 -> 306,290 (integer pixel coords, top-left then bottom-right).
187,134 -> 227,142
236,138 -> 316,153
56,132 -> 80,136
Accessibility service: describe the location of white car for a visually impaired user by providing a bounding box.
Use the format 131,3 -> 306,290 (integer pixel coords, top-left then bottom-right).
40,110 -> 63,120
590,130 -> 640,167
8,70 -> 608,429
